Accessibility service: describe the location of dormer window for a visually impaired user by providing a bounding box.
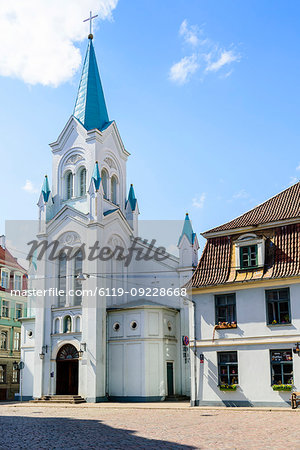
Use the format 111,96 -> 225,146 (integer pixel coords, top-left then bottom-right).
240,245 -> 258,269
235,234 -> 264,270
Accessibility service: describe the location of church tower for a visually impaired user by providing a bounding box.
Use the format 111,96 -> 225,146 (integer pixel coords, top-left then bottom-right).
20,27 -> 196,403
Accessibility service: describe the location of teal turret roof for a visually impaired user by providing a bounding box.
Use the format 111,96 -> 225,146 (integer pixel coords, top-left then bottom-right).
73,37 -> 110,131
92,161 -> 101,191
126,184 -> 137,211
178,213 -> 196,245
41,175 -> 51,203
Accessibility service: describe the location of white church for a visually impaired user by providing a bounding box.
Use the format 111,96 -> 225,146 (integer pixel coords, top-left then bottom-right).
20,31 -> 199,402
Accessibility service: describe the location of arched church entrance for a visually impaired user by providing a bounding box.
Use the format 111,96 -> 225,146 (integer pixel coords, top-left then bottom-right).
56,344 -> 79,395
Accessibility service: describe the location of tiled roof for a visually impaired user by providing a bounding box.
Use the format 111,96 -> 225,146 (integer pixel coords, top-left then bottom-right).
0,246 -> 26,272
187,236 -> 231,288
188,224 -> 300,288
206,182 -> 300,234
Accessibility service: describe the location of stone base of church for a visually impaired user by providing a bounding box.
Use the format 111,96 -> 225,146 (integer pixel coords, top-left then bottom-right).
191,400 -> 291,407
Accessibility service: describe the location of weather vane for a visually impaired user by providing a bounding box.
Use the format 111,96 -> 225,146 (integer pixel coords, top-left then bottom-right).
84,11 -> 98,39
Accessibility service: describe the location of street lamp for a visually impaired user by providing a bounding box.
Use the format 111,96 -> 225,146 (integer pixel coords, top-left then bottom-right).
78,342 -> 86,358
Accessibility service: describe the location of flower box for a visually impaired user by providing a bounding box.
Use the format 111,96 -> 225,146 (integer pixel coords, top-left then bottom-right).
272,384 -> 293,391
215,322 -> 237,330
219,384 -> 238,391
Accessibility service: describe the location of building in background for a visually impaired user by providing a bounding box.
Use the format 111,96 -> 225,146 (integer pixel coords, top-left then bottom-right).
188,182 -> 300,407
0,235 -> 27,401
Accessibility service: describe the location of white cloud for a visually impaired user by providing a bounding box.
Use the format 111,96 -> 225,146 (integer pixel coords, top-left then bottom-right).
22,180 -> 38,194
170,20 -> 241,84
192,193 -> 206,209
206,50 -> 240,72
169,54 -> 199,85
289,176 -> 298,185
179,19 -> 200,46
232,189 -> 249,200
0,1 -> 118,87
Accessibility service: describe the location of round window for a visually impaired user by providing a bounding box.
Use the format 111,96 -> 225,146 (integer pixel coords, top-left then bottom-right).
27,330 -> 33,338
130,321 -> 138,330
113,322 -> 120,332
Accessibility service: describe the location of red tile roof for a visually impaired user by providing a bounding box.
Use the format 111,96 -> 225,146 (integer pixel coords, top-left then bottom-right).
188,223 -> 300,288
0,246 -> 26,272
205,182 -> 300,234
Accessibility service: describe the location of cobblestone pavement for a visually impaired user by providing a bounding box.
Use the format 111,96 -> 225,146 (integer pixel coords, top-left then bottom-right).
0,403 -> 299,449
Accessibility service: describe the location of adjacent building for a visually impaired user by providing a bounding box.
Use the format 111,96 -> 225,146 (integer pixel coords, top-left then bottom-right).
0,236 -> 27,400
188,182 -> 300,407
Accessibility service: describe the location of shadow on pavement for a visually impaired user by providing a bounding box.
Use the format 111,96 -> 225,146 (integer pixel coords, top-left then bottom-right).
0,414 -> 196,449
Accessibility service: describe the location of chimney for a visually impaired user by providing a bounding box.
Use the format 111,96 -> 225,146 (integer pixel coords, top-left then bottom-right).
0,235 -> 5,249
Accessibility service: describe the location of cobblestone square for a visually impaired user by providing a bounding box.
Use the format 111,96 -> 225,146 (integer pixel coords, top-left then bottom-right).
0,403 -> 299,449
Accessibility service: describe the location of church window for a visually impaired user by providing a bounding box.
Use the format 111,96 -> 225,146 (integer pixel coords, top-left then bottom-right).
111,176 -> 118,204
75,316 -> 81,332
65,171 -> 73,199
54,318 -> 60,334
113,322 -> 120,331
79,168 -> 86,197
101,169 -> 108,199
130,321 -> 138,330
63,315 -> 72,333
58,253 -> 67,306
74,250 -> 83,306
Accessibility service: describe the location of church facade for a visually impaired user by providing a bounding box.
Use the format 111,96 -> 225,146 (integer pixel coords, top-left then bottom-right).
20,34 -> 198,402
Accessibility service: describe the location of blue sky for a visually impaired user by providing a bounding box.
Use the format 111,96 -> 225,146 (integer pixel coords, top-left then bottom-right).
0,0 -> 299,252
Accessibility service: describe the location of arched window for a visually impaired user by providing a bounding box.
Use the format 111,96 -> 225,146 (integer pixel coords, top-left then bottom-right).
101,169 -> 108,199
111,176 -> 118,204
79,168 -> 86,197
54,318 -> 60,334
75,316 -> 81,332
63,315 -> 72,333
73,250 -> 82,306
65,171 -> 73,200
58,252 -> 67,306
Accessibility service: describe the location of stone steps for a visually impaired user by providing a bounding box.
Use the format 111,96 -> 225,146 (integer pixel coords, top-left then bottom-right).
31,395 -> 86,404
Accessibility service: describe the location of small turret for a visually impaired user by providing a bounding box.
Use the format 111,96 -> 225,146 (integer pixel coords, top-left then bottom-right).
125,184 -> 139,235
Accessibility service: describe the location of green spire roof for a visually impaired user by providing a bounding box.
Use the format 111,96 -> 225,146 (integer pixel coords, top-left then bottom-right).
73,37 -> 110,131
41,175 -> 51,203
178,213 -> 196,245
126,184 -> 137,211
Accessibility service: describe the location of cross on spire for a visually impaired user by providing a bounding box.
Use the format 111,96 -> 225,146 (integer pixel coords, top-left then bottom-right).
83,11 -> 98,39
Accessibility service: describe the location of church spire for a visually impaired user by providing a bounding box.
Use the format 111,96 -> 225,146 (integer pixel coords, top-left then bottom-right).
73,35 -> 110,131
178,213 -> 196,245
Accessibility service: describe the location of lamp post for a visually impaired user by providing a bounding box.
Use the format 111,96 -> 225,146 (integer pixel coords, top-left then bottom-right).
13,361 -> 24,402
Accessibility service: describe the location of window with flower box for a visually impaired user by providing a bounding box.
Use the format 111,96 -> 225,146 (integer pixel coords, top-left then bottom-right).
266,288 -> 290,325
270,350 -> 293,386
218,351 -> 238,386
215,294 -> 236,326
